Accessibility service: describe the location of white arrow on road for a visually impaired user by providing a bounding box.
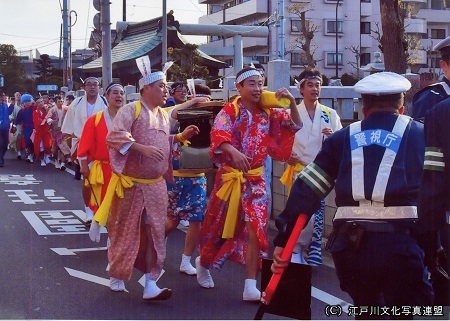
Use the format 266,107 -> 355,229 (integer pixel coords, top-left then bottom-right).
64,267 -> 129,293
51,247 -> 107,255
65,267 -> 165,290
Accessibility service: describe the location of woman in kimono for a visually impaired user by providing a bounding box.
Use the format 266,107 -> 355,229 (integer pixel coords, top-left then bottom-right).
195,67 -> 303,301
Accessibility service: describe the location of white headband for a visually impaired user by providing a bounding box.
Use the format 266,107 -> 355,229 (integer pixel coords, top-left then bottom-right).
297,75 -> 322,89
139,71 -> 166,90
235,69 -> 261,84
105,83 -> 124,94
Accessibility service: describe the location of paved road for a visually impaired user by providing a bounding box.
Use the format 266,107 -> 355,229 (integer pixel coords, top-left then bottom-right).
0,151 -> 357,320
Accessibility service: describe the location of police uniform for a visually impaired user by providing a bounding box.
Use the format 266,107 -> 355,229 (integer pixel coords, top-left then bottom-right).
415,35 -> 450,306
419,95 -> 450,305
274,72 -> 434,311
411,36 -> 450,121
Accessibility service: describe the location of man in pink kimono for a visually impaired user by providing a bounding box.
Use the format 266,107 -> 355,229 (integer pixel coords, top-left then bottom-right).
103,70 -> 199,300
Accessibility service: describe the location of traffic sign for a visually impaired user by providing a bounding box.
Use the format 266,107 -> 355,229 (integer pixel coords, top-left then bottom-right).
37,84 -> 58,91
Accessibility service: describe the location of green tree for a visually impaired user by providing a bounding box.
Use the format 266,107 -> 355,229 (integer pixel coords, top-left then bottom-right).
34,54 -> 53,81
0,44 -> 26,95
167,43 -> 210,82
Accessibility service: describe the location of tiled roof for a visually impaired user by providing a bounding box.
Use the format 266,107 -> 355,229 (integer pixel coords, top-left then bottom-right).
79,28 -> 226,71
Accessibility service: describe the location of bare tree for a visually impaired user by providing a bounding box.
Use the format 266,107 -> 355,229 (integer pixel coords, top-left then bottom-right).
378,0 -> 408,73
285,2 -> 320,68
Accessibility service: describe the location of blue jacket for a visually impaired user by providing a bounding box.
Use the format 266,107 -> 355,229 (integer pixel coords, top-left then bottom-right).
411,76 -> 450,120
274,112 -> 424,247
0,102 -> 10,130
419,95 -> 450,233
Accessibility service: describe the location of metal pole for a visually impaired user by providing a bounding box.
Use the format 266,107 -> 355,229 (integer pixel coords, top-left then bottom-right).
123,0 -> 126,21
279,0 -> 285,59
101,0 -> 112,86
335,0 -> 341,79
162,1 -> 167,67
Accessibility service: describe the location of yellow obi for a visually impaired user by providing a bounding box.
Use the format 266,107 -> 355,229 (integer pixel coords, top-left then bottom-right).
95,173 -> 163,226
84,160 -> 109,207
216,165 -> 263,239
173,170 -> 205,178
279,163 -> 303,195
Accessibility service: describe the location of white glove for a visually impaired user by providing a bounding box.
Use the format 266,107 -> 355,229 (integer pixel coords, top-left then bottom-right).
46,118 -> 53,125
89,220 -> 101,243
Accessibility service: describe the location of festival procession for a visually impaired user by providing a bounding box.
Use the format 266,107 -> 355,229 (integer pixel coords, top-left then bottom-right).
0,1 -> 449,320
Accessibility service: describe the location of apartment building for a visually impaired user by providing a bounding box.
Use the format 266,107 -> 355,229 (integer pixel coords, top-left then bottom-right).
198,0 -> 449,80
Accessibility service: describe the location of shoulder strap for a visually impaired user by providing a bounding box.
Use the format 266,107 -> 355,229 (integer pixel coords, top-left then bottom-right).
320,104 -> 331,120
94,111 -> 104,127
73,96 -> 83,108
439,82 -> 450,95
135,101 -> 141,120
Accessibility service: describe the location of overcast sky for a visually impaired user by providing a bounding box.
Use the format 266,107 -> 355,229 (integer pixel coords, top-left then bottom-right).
0,0 -> 207,57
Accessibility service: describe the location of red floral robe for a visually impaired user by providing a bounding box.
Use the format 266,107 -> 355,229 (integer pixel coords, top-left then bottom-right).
32,107 -> 52,156
77,111 -> 113,213
198,98 -> 301,270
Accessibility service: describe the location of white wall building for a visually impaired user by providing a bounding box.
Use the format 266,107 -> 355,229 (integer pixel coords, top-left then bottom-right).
198,0 -> 449,81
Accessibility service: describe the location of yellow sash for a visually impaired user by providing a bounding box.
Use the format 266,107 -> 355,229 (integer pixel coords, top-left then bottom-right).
216,165 -> 263,239
95,173 -> 163,226
84,160 -> 109,207
173,170 -> 205,177
279,163 -> 303,195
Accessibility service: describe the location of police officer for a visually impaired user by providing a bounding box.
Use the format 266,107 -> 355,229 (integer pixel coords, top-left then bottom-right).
418,87 -> 450,305
411,36 -> 450,121
272,72 -> 434,316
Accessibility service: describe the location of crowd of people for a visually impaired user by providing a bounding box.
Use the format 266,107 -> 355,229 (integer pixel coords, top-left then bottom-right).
0,36 -> 449,316
1,91 -> 75,168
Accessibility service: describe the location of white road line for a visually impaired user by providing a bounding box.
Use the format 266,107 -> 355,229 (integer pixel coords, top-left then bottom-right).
312,286 -> 351,313
64,267 -> 129,293
51,247 -> 107,255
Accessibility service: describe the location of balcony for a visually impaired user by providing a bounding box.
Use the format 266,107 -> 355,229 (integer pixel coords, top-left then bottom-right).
199,0 -> 268,25
418,8 -> 450,24
404,18 -> 427,34
360,34 -> 372,48
360,2 -> 372,17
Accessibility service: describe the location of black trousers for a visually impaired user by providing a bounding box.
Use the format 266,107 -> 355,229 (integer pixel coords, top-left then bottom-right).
330,231 -> 434,320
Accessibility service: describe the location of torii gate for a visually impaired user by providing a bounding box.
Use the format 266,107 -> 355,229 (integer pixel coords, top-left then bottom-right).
178,24 -> 269,75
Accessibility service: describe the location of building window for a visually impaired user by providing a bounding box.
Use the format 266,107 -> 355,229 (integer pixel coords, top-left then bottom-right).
291,52 -> 308,66
210,35 -> 225,42
431,0 -> 445,9
430,29 -> 446,39
291,20 -> 301,32
360,0 -> 371,3
209,5 -> 222,14
325,52 -> 343,68
360,53 -> 371,66
325,20 -> 343,35
361,22 -> 370,34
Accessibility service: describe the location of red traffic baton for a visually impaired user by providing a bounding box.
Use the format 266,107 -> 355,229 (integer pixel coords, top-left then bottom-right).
260,213 -> 308,305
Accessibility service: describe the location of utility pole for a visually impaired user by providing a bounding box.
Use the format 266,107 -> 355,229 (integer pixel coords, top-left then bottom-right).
62,0 -> 70,88
162,0 -> 167,68
335,0 -> 341,79
101,0 -> 112,86
123,0 -> 126,21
